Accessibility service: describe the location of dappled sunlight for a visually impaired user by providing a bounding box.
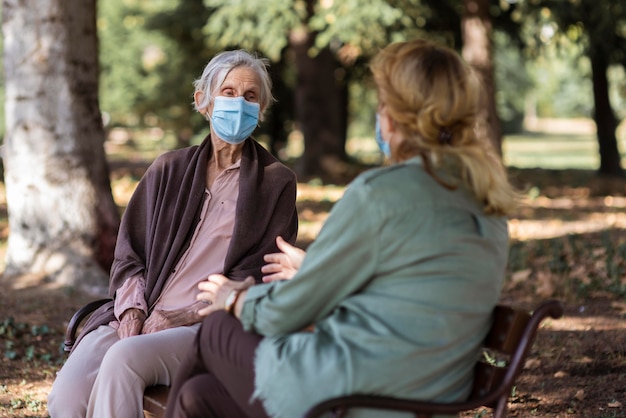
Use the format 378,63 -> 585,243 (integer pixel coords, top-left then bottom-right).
550,313 -> 626,332
295,183 -> 345,246
0,377 -> 52,415
296,182 -> 345,202
510,191 -> 626,241
509,213 -> 626,240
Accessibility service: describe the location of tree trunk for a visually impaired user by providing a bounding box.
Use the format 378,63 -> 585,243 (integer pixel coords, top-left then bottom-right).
2,0 -> 120,292
290,0 -> 348,180
589,51 -> 623,177
461,0 -> 502,154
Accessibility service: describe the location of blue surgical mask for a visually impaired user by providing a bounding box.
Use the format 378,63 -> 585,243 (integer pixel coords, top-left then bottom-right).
210,96 -> 260,144
375,114 -> 390,157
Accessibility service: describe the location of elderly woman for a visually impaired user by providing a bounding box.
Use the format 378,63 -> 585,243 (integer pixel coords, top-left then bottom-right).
164,39 -> 518,418
47,50 -> 298,418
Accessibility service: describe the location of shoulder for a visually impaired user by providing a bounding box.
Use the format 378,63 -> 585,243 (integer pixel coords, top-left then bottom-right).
137,146 -> 202,189
351,158 -> 428,192
347,158 -> 481,213
138,147 -> 199,180
248,139 -> 297,182
150,146 -> 199,169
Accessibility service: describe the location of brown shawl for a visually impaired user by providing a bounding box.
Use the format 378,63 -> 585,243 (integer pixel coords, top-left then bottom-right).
74,135 -> 298,349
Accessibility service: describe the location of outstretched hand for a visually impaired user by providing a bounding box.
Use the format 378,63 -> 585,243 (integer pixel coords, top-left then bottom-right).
261,236 -> 306,283
196,275 -> 255,317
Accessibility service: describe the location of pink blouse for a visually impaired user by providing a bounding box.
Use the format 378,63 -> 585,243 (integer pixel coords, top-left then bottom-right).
113,160 -> 241,321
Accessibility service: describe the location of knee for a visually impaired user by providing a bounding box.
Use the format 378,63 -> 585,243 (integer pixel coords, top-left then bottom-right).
201,309 -> 230,331
172,375 -> 215,418
99,336 -> 164,390
99,337 -> 141,377
198,310 -> 237,352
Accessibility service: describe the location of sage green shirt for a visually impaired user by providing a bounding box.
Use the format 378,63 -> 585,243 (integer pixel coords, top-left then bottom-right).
241,157 -> 509,418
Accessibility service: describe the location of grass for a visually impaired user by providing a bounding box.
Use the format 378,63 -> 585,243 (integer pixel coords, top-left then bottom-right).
503,133 -> 601,169
503,118 -> 626,169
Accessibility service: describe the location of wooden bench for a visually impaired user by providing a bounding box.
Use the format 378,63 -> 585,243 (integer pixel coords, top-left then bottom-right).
65,299 -> 563,418
142,385 -> 169,418
303,300 -> 564,418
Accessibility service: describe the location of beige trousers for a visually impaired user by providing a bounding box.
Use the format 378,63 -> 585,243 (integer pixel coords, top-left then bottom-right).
47,323 -> 199,418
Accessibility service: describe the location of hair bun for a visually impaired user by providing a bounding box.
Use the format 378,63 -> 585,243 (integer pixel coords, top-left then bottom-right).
438,128 -> 453,145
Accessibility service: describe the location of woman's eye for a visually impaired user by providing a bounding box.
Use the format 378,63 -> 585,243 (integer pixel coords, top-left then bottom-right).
223,89 -> 234,96
245,93 -> 257,102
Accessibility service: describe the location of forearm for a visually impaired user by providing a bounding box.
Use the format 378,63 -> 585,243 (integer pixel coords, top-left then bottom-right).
114,274 -> 148,320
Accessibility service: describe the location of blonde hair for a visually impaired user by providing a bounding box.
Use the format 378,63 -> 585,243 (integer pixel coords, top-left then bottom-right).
370,39 -> 517,215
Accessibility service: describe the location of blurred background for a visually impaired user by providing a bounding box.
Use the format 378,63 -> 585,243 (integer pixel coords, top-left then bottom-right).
3,0 -> 624,177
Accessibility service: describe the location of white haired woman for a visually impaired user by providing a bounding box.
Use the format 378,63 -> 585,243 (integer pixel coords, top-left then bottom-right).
47,50 -> 298,418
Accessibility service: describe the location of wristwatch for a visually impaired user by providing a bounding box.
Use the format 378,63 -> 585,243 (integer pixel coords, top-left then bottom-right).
224,289 -> 241,314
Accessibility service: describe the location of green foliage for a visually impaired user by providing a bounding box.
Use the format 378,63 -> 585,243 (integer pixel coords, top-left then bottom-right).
1,317 -> 57,363
482,350 -> 507,367
493,31 -> 533,132
203,0 -> 305,61
98,0 -> 209,136
94,0 -> 619,153
308,0 -> 423,57
527,37 -> 593,118
516,0 -> 626,97
202,0 -> 436,62
9,394 -> 44,413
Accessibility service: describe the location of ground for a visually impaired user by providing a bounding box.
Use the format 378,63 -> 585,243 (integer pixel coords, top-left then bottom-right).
1,165 -> 625,418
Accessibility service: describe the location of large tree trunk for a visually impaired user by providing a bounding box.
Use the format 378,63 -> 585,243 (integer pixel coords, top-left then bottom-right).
2,0 -> 120,292
290,0 -> 348,180
589,51 -> 623,177
461,0 -> 502,154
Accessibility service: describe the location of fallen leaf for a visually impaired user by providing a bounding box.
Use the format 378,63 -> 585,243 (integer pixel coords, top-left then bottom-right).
535,271 -> 555,298
525,358 -> 542,369
574,389 -> 585,401
608,401 -> 622,408
554,370 -> 569,378
592,248 -> 607,257
511,269 -> 532,283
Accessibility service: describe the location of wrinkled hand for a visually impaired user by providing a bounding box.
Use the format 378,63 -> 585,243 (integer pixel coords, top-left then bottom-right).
141,309 -> 169,335
261,236 -> 306,283
117,308 -> 146,339
141,301 -> 208,334
196,275 -> 255,316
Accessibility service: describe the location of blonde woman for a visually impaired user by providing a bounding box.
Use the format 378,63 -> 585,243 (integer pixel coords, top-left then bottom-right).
165,39 -> 517,418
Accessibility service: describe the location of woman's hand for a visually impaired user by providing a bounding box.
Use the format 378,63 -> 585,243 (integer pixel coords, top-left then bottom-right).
141,310 -> 170,335
261,236 -> 306,283
196,275 -> 255,316
140,301 -> 206,334
117,308 -> 146,339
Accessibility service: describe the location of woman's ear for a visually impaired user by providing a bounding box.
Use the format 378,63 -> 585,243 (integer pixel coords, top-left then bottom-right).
194,91 -> 206,113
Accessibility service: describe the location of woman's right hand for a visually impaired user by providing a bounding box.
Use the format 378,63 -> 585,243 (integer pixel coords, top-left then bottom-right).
261,236 -> 306,283
117,308 -> 146,339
